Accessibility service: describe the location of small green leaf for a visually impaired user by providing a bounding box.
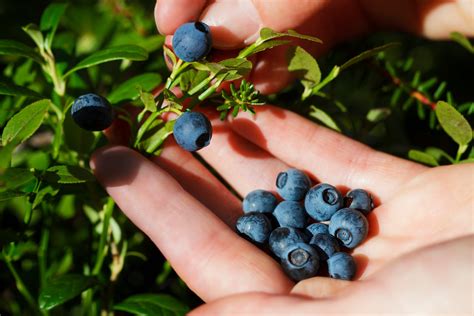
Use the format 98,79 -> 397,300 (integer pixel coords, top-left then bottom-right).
311,66 -> 340,94
0,191 -> 27,202
435,101 -> 472,146
140,90 -> 157,112
243,39 -> 291,56
32,184 -> 59,210
425,147 -> 454,163
163,46 -> 177,67
0,143 -> 16,169
40,3 -> 68,50
287,46 -> 321,98
258,28 -> 322,44
64,45 -> 148,78
22,24 -> 44,52
0,39 -> 43,64
366,108 -> 391,123
450,32 -> 474,53
44,165 -> 95,184
0,81 -> 42,99
39,274 -> 97,310
2,99 -> 51,146
340,43 -> 400,71
114,294 -> 189,316
108,73 -> 162,104
408,150 -> 439,166
309,106 -> 341,132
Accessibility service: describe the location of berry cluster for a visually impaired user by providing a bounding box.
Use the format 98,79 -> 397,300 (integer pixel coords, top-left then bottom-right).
236,168 -> 374,281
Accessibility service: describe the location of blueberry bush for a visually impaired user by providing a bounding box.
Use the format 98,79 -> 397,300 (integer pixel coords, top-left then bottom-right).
0,0 -> 472,315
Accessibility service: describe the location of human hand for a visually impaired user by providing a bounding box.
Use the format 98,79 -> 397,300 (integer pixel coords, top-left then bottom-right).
90,105 -> 473,313
155,0 -> 474,94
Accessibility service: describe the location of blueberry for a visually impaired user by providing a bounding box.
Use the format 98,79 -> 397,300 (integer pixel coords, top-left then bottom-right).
235,213 -> 272,244
328,208 -> 368,249
346,189 -> 374,215
327,252 -> 356,280
306,223 -> 329,237
268,227 -> 306,258
309,233 -> 340,260
276,168 -> 311,201
71,93 -> 113,131
243,189 -> 277,214
281,243 -> 320,281
273,201 -> 307,228
172,22 -> 212,62
304,183 -> 343,221
173,111 -> 212,152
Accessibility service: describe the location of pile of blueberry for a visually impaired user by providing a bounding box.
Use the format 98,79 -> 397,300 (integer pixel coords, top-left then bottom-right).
236,168 -> 373,281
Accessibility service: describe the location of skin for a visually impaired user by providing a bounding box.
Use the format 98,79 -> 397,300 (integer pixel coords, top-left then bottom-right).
91,1 -> 474,314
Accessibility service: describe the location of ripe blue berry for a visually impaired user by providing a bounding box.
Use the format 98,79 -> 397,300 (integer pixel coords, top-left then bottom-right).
304,183 -> 343,221
306,223 -> 329,237
268,227 -> 306,258
327,252 -> 356,280
276,168 -> 311,201
309,233 -> 340,260
173,111 -> 212,152
71,93 -> 113,131
281,243 -> 320,281
329,208 -> 368,249
235,213 -> 272,244
273,201 -> 307,228
172,22 -> 212,62
346,189 -> 374,215
243,190 -> 277,213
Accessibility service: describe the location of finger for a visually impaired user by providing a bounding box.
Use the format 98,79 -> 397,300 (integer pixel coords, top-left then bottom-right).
155,0 -> 207,35
290,277 -> 352,298
152,138 -> 242,226
90,146 -> 292,301
198,110 -> 290,197
228,105 -> 426,201
189,292 -> 318,316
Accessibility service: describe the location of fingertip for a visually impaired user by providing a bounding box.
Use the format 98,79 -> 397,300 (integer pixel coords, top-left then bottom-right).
90,145 -> 143,187
155,0 -> 207,35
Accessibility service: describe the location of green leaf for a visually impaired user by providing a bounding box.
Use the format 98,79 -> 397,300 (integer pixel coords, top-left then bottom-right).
140,90 -> 157,112
163,46 -> 177,67
44,165 -> 95,184
22,24 -> 44,52
311,66 -> 340,94
309,106 -> 341,132
450,32 -> 474,53
39,274 -> 97,310
258,28 -> 322,44
2,99 -> 51,146
64,45 -> 148,78
408,150 -> 439,166
0,81 -> 42,99
0,143 -> 16,169
287,46 -> 321,98
243,39 -> 291,56
341,43 -> 400,71
0,39 -> 43,64
114,294 -> 189,316
0,168 -> 35,190
366,108 -> 391,123
32,184 -> 59,210
435,101 -> 472,146
425,147 -> 454,163
0,191 -> 27,202
40,3 -> 68,50
108,73 -> 162,104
